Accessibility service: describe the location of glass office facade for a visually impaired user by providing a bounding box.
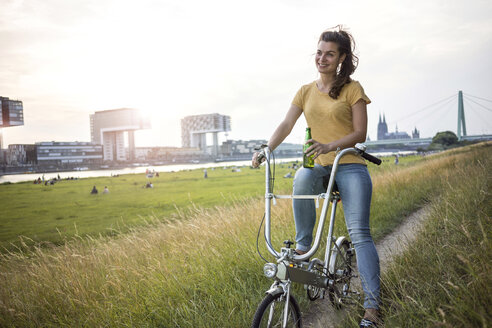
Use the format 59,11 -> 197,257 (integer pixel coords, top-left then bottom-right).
0,97 -> 24,127
36,142 -> 103,165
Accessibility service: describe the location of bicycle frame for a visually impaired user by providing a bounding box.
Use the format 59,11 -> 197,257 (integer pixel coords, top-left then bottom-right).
263,146 -> 364,263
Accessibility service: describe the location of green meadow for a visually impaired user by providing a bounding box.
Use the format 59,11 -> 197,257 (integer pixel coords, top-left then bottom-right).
1,144 -> 489,327
0,164 -> 295,251
0,154 -> 420,252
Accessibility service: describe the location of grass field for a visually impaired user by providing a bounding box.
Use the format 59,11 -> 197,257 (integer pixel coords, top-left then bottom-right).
2,143 -> 487,327
0,153 -> 422,252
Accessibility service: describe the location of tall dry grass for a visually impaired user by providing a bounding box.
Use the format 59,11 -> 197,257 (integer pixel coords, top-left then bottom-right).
341,142 -> 491,327
0,195 -> 297,327
1,142 -> 489,327
378,145 -> 491,327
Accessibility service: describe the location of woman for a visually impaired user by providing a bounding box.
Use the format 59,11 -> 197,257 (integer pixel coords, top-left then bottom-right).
252,27 -> 380,327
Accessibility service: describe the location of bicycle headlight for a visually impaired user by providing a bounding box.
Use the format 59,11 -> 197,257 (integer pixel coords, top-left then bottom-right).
263,263 -> 277,279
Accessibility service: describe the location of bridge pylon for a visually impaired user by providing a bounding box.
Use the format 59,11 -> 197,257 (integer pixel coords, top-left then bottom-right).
457,90 -> 467,141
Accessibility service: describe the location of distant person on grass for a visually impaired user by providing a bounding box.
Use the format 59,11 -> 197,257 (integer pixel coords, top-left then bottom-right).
91,186 -> 98,194
251,26 -> 381,327
103,186 -> 109,194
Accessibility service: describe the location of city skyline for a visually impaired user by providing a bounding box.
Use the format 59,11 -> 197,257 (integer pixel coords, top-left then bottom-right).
1,0 -> 492,148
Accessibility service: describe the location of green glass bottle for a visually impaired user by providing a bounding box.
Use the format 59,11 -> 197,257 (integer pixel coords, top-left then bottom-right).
303,127 -> 314,168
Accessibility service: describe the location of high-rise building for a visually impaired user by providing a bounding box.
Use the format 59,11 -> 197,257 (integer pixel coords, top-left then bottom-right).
0,96 -> 24,128
0,96 -> 25,150
181,113 -> 231,157
90,108 -> 151,162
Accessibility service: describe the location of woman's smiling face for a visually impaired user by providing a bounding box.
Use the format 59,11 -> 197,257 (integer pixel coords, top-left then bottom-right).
315,41 -> 346,75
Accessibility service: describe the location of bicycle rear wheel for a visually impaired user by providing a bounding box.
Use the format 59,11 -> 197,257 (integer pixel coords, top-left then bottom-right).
328,239 -> 354,308
251,292 -> 302,328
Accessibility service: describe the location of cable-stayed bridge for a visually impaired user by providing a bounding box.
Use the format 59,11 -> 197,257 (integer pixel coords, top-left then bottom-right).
366,91 -> 492,148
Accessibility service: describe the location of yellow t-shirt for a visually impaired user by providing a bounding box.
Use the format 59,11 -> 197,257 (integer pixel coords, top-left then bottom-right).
292,80 -> 371,166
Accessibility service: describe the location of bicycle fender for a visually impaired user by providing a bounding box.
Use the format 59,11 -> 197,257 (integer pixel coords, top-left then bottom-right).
329,236 -> 349,274
265,286 -> 284,297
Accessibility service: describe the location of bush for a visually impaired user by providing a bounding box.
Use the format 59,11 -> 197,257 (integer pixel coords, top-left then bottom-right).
431,131 -> 459,147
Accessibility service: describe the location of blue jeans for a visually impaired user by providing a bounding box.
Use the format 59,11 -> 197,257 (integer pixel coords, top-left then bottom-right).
293,164 -> 380,309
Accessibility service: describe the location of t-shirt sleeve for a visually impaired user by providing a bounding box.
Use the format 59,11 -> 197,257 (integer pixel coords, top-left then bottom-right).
292,86 -> 305,110
347,81 -> 371,106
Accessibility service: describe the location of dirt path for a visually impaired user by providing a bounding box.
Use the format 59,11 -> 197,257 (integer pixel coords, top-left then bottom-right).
302,206 -> 431,328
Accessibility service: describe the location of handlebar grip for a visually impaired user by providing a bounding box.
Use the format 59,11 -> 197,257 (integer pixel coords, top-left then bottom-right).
256,151 -> 266,163
254,144 -> 268,165
361,152 -> 382,165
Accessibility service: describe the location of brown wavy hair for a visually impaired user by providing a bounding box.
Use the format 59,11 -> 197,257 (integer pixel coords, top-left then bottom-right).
318,26 -> 359,99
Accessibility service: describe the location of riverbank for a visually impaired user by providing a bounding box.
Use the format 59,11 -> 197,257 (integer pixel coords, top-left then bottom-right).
0,150 -> 419,184
0,157 -> 302,184
0,154 -> 300,177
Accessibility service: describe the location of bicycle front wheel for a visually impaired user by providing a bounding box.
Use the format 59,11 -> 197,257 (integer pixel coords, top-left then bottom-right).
251,293 -> 302,328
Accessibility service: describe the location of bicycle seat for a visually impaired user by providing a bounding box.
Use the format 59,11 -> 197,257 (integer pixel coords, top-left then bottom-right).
322,176 -> 339,194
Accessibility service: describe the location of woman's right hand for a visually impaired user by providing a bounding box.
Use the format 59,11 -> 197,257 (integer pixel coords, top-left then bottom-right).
251,151 -> 265,168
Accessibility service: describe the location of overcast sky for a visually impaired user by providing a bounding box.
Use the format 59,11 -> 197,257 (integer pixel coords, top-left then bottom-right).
1,0 -> 491,147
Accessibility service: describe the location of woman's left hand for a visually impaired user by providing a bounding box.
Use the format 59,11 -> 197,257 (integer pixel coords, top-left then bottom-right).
305,139 -> 333,160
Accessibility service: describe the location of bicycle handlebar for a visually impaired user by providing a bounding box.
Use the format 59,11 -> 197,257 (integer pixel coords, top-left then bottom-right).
257,143 -> 381,166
